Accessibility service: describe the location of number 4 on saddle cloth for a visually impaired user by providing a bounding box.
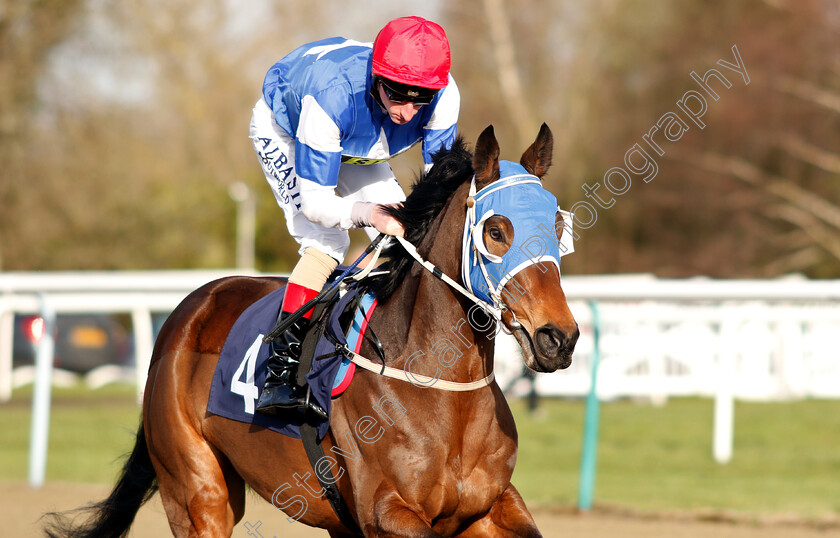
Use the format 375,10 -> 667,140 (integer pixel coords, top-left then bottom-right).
207,275 -> 377,441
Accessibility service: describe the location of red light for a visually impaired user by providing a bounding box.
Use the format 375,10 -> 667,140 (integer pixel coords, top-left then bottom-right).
24,316 -> 45,343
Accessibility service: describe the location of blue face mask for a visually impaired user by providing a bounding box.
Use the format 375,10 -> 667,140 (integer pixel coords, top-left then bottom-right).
461,160 -> 574,309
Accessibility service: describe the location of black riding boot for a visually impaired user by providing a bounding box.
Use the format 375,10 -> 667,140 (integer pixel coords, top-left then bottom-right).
255,315 -> 328,420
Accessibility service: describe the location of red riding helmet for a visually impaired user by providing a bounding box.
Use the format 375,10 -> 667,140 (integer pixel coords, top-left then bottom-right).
372,16 -> 451,89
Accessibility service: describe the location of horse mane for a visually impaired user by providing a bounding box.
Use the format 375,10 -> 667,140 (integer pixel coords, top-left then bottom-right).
367,136 -> 474,302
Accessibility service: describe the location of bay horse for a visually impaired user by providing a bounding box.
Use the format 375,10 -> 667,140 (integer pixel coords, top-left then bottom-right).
45,124 -> 578,537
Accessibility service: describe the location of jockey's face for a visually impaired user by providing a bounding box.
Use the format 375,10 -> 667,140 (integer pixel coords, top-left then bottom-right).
378,83 -> 423,125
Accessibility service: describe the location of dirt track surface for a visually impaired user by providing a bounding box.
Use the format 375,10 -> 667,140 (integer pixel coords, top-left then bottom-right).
9,482 -> 837,537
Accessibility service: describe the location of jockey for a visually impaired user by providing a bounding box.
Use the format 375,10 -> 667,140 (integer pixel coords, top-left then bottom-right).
249,16 -> 460,418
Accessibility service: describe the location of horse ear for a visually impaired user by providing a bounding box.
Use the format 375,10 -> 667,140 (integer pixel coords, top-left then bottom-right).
473,125 -> 500,190
520,123 -> 554,179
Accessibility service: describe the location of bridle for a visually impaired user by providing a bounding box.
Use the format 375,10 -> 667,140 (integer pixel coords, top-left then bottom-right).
342,167 -> 574,391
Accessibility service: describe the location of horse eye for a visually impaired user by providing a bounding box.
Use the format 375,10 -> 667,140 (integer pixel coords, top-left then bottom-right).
489,227 -> 505,242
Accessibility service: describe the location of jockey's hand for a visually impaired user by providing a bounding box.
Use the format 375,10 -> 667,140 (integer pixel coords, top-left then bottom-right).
370,203 -> 405,237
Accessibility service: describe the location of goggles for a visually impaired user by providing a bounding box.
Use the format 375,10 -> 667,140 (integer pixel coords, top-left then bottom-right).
377,77 -> 439,105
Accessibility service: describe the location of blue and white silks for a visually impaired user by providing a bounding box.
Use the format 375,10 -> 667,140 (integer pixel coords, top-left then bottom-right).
461,161 -> 575,310
262,37 -> 460,188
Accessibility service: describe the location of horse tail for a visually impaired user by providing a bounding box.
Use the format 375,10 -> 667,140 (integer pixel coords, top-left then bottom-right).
43,422 -> 158,538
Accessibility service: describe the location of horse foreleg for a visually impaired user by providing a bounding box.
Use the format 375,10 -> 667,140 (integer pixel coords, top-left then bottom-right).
370,489 -> 443,538
456,483 -> 541,538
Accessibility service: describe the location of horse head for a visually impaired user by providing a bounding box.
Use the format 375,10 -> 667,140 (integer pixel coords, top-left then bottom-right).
470,123 -> 579,372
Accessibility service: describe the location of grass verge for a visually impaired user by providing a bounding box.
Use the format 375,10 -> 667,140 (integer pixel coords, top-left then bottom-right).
2,385 -> 839,520
510,396 -> 840,519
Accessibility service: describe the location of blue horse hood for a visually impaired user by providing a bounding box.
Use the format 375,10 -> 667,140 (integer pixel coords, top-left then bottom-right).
461,161 -> 573,307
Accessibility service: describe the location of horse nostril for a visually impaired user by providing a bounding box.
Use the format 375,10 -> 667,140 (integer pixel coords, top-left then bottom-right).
535,325 -> 565,357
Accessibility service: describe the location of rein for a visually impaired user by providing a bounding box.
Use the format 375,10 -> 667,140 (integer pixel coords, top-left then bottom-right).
394,235 -> 505,322
333,183 -> 510,392
330,171 -> 568,392
337,238 -> 497,392
341,177 -> 554,392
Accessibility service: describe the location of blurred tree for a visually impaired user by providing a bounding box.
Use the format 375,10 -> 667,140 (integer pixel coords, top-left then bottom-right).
0,0 -> 443,271
0,0 -> 84,270
542,0 -> 840,277
3,0 -> 839,278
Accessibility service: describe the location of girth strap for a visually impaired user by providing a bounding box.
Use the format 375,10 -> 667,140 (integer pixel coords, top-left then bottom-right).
298,424 -> 359,533
297,297 -> 361,534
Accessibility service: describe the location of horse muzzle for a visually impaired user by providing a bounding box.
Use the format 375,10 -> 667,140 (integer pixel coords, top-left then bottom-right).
512,322 -> 579,373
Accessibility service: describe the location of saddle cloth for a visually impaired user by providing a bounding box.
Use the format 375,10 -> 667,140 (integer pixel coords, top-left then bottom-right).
206,283 -> 377,440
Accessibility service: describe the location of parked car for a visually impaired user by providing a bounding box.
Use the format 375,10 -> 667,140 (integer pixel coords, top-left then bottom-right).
13,313 -> 133,374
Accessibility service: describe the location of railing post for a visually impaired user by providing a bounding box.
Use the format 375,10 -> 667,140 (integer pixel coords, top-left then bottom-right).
0,307 -> 14,402
713,306 -> 737,464
577,301 -> 602,511
29,294 -> 55,488
132,307 -> 154,404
